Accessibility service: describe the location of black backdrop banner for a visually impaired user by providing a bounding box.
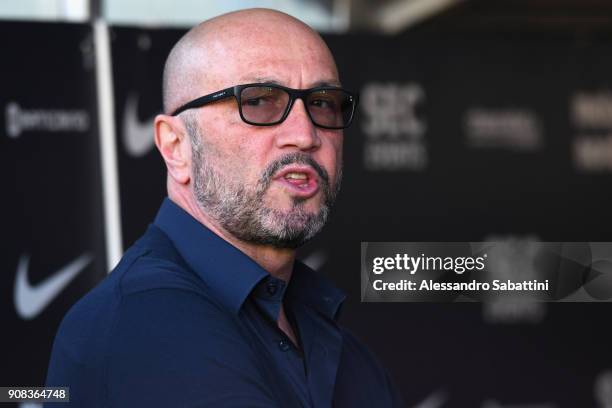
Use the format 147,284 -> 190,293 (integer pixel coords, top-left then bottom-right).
1,20 -> 611,407
0,21 -> 107,393
111,27 -> 184,249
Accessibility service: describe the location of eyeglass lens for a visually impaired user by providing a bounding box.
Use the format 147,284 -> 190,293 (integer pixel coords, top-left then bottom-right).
239,86 -> 353,128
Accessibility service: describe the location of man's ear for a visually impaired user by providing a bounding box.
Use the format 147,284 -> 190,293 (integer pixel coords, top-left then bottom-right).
154,114 -> 191,184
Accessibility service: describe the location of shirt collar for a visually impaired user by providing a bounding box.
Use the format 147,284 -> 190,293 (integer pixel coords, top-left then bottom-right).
154,198 -> 346,320
289,260 -> 346,321
154,198 -> 268,315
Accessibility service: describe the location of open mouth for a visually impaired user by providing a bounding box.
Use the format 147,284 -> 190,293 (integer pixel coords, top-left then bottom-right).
273,165 -> 320,198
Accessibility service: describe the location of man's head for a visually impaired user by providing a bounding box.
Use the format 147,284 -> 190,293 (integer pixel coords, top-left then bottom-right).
155,8 -> 350,249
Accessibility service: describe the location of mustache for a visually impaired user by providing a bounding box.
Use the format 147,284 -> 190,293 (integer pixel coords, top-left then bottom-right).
258,152 -> 330,191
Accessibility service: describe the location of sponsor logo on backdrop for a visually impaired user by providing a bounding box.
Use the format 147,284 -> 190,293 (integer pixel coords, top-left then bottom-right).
572,92 -> 612,129
571,91 -> 612,172
122,93 -> 156,157
14,253 -> 92,320
573,134 -> 612,172
360,82 -> 427,171
464,108 -> 542,151
5,102 -> 90,138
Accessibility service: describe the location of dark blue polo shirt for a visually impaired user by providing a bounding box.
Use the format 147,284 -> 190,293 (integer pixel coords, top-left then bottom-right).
46,198 -> 404,407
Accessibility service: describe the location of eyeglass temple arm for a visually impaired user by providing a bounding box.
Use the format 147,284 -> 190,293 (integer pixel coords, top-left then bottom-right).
170,87 -> 236,116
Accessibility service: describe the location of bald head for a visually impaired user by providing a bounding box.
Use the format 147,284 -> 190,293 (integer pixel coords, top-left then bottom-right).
162,8 -> 338,115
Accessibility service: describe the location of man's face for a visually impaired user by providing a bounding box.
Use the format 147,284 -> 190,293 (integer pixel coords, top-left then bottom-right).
185,22 -> 343,248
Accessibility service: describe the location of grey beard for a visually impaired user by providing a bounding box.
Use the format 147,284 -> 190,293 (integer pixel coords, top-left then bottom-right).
186,116 -> 341,249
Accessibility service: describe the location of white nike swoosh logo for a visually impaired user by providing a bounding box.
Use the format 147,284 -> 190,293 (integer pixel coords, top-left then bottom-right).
122,93 -> 156,157
14,253 -> 93,320
414,390 -> 447,408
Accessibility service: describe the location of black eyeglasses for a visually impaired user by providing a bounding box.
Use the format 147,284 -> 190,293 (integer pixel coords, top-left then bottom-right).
171,83 -> 358,130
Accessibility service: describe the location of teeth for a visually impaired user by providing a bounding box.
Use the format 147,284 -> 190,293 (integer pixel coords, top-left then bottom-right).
285,172 -> 307,180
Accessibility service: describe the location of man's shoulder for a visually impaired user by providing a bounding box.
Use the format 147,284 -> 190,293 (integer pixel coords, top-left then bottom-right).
62,224 -> 205,314
50,225 -> 228,364
46,226 -> 264,405
116,224 -> 206,297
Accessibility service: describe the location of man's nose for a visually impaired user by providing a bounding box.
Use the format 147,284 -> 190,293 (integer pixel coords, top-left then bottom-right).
274,99 -> 321,151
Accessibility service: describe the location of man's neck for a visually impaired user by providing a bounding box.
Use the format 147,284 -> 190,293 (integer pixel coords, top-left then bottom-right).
170,192 -> 296,282
169,191 -> 300,347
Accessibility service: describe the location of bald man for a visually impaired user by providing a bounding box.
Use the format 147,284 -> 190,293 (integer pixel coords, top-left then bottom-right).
46,9 -> 404,407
